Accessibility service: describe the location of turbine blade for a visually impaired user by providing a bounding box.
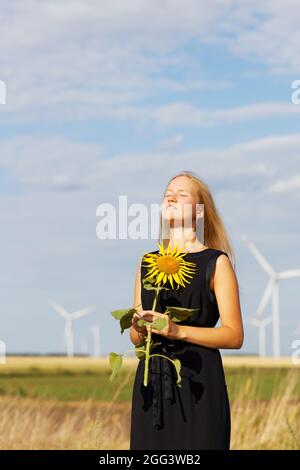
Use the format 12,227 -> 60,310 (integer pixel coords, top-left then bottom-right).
71,305 -> 96,320
241,234 -> 275,276
255,279 -> 273,317
277,270 -> 300,280
261,316 -> 272,327
247,316 -> 272,327
49,299 -> 70,319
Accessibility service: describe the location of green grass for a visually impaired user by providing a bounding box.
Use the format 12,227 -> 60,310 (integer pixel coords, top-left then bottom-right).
0,367 -> 135,402
225,367 -> 300,400
0,366 -> 299,402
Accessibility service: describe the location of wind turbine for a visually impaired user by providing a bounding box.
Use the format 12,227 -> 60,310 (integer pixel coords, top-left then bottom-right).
49,299 -> 96,357
246,316 -> 272,357
90,324 -> 101,357
241,233 -> 300,357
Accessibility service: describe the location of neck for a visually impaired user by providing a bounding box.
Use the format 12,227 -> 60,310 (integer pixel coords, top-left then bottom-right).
166,227 -> 205,252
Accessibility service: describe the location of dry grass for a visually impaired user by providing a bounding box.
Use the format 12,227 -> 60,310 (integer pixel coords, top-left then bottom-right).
0,364 -> 133,450
0,395 -> 131,450
230,369 -> 300,450
2,355 -> 298,370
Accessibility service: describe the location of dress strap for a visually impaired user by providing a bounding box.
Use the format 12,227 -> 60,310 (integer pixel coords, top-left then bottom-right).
205,251 -> 229,303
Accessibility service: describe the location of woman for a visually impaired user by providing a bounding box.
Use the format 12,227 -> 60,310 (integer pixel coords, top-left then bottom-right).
129,171 -> 244,450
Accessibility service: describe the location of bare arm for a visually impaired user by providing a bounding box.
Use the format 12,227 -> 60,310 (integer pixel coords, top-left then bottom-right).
177,254 -> 244,349
129,257 -> 147,346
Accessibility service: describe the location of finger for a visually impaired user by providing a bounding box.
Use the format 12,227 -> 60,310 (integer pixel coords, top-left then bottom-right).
142,315 -> 155,323
133,313 -> 142,319
151,328 -> 160,335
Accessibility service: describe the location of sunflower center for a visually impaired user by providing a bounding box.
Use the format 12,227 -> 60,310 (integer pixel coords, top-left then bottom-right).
157,255 -> 180,275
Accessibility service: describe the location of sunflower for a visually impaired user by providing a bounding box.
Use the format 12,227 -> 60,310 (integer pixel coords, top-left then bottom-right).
142,242 -> 197,290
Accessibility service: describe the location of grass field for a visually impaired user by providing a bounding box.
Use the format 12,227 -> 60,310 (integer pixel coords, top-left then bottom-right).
0,356 -> 299,450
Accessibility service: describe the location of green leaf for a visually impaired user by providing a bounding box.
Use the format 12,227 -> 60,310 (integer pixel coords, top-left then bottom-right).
138,317 -> 167,331
137,318 -> 147,328
109,352 -> 123,382
142,277 -> 170,292
110,307 -> 137,333
111,308 -> 135,320
120,310 -> 135,333
151,354 -> 182,387
165,306 -> 199,323
152,317 -> 167,330
142,277 -> 159,291
172,358 -> 182,387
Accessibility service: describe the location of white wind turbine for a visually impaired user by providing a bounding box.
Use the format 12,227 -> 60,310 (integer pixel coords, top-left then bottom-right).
78,325 -> 101,357
241,234 -> 300,357
49,299 -> 96,357
246,316 -> 272,357
90,324 -> 101,357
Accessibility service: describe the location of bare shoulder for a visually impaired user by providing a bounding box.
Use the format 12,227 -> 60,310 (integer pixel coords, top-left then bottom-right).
216,252 -> 239,290
216,252 -> 232,268
210,252 -> 234,291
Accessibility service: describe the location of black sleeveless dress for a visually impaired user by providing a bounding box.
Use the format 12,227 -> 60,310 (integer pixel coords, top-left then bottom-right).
129,248 -> 231,450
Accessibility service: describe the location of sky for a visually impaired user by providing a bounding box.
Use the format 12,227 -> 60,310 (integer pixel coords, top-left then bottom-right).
0,0 -> 300,358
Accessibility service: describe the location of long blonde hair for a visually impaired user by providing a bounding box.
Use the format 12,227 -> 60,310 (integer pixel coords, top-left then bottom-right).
158,170 -> 236,270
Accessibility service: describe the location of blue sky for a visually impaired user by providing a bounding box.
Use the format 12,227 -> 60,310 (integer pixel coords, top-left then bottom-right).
0,0 -> 300,357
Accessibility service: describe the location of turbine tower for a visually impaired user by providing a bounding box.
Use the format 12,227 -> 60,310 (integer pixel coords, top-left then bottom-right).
90,324 -> 101,357
49,299 -> 96,357
241,234 -> 300,357
246,316 -> 272,357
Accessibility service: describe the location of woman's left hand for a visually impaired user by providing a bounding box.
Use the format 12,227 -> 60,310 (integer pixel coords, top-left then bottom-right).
138,310 -> 181,341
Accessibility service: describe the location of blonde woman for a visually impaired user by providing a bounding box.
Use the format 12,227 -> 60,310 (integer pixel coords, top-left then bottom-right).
129,171 -> 244,450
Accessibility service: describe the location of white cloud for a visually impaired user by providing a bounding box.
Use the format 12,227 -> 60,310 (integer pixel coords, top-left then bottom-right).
1,131 -> 299,196
2,0 -> 300,126
149,101 -> 300,128
0,0 -> 234,123
157,133 -> 184,151
225,0 -> 300,75
269,175 -> 300,194
0,136 -> 104,191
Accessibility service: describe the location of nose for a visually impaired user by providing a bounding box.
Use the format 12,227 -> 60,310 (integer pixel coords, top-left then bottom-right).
168,194 -> 176,204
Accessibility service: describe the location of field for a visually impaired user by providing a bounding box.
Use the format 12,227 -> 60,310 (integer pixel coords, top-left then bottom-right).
0,356 -> 299,450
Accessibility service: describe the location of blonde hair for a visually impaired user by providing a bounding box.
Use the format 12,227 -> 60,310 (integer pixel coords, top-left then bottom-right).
158,170 -> 236,270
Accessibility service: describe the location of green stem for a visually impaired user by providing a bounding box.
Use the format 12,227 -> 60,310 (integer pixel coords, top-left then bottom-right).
150,353 -> 174,363
123,348 -> 147,355
143,287 -> 161,386
143,326 -> 152,386
152,287 -> 160,311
